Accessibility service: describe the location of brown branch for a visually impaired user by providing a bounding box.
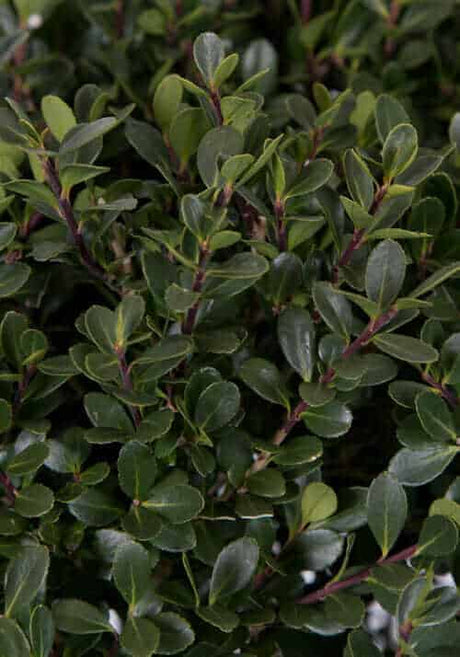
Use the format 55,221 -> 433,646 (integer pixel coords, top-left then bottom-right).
384,0 -> 401,58
12,22 -> 34,109
296,544 -> 418,605
13,364 -> 36,414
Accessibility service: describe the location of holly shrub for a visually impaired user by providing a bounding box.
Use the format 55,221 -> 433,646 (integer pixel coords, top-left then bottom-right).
0,2 -> 460,657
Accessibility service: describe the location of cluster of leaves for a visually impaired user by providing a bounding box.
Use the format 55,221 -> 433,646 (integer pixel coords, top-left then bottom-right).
0,8 -> 459,657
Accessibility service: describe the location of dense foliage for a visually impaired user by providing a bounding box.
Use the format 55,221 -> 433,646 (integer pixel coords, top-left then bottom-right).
0,2 -> 459,656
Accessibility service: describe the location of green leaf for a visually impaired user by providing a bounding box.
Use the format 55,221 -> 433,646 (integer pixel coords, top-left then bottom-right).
382,124 -> 418,180
52,598 -> 112,634
365,239 -> 406,310
0,264 -> 31,298
85,305 -> 116,353
278,308 -> 315,382
0,617 -> 30,657
375,94 -> 410,143
295,529 -> 344,571
134,336 -> 194,382
41,95 -> 76,142
429,499 -> 460,527
299,382 -> 335,407
193,32 -> 225,87
345,629 -> 380,656
247,469 -> 286,498
154,613 -> 195,655
113,542 -> 150,609
409,262 -> 460,298
84,392 -> 134,433
268,252 -> 303,305
165,284 -> 200,312
343,149 -> 374,210
196,605 -> 239,633
115,296 -> 145,349
284,159 -> 334,200
138,8 -> 166,35
59,117 -> 118,154
367,473 -> 407,557
20,329 -> 48,366
122,506 -> 163,542
7,442 -> 49,475
5,545 -> 49,618
417,515 -> 458,557
206,253 -> 268,280
389,446 -> 457,486
235,495 -> 273,519
302,401 -> 352,438
0,223 -> 17,251
237,134 -> 284,186
14,484 -> 54,518
272,435 -> 323,466
325,592 -> 365,628
170,108 -> 208,167
209,537 -> 259,605
60,164 -> 110,192
301,482 -> 337,527
373,334 -> 438,363
29,605 -> 54,657
121,616 -> 160,657
118,441 -> 157,501
69,488 -> 122,527
239,358 -> 289,407
197,126 -> 243,188
143,485 -> 204,524
194,382 -> 240,433
313,282 -> 353,340
416,391 -> 456,443
153,75 -> 183,133
213,53 -> 239,89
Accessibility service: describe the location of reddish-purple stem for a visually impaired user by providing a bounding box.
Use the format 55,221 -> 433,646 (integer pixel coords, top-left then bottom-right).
182,248 -> 209,335
301,0 -> 313,23
297,544 -> 418,604
275,200 -> 287,252
116,349 -> 141,427
210,90 -> 224,126
0,471 -> 16,504
115,0 -> 124,38
421,372 -> 459,409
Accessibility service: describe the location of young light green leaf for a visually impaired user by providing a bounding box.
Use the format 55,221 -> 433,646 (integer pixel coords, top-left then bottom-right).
153,75 -> 183,133
115,295 -> 145,349
41,95 -> 76,142
301,482 -> 338,527
193,32 -> 225,87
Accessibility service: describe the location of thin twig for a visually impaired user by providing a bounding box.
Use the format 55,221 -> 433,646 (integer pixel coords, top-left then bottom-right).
115,0 -> 124,38
210,90 -> 224,126
245,308 -> 398,478
421,372 -> 459,409
296,544 -> 418,604
115,348 -> 141,427
301,0 -> 313,23
182,246 -> 209,335
42,159 -> 115,288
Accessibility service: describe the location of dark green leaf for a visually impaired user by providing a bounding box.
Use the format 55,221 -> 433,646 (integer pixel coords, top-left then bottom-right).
52,599 -> 112,634
143,485 -> 204,524
5,546 -> 49,618
240,358 -> 289,407
367,473 -> 407,557
209,537 -> 259,605
278,308 -> 316,382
